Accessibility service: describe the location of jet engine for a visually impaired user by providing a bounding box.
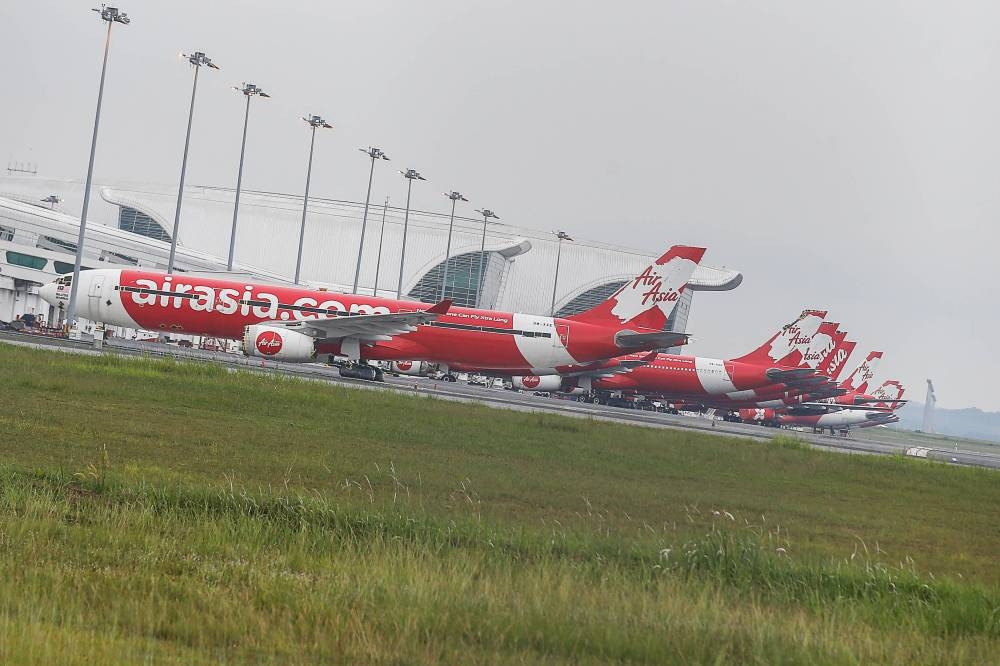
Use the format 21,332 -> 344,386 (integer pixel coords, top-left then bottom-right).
391,360 -> 429,376
511,375 -> 564,392
242,326 -> 317,361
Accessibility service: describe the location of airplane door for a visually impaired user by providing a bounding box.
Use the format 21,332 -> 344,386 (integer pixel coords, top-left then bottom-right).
88,275 -> 105,320
725,362 -> 736,382
554,323 -> 569,348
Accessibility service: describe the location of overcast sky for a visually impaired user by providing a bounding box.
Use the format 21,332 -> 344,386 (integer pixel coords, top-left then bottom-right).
2,1 -> 997,410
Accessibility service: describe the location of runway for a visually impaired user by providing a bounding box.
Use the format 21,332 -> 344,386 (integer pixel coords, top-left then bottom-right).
3,330 -> 998,470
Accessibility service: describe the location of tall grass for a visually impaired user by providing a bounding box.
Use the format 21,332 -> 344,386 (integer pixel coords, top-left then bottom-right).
1,344 -> 999,662
0,467 -> 997,664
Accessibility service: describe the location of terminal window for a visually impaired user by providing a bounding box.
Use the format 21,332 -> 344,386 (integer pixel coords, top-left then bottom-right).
118,206 -> 171,242
5,251 -> 47,270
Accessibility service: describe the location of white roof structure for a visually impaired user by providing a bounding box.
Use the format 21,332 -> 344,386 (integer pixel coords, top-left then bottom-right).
0,176 -> 741,335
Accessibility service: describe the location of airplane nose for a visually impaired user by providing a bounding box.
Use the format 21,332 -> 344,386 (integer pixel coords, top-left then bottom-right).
38,282 -> 58,305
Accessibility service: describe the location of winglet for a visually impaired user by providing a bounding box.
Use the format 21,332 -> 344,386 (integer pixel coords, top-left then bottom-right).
425,299 -> 452,315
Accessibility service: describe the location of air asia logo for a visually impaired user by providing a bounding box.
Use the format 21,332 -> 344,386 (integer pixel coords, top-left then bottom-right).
873,381 -> 904,403
255,330 -> 283,356
846,353 -> 882,389
521,375 -> 541,389
610,257 -> 696,323
127,276 -> 391,321
396,361 -> 413,371
801,333 -> 835,368
823,348 -> 848,374
766,312 -> 825,363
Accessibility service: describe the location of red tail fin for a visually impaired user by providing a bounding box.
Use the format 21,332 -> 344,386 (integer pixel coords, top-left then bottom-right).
799,321 -> 845,370
871,380 -> 906,408
565,245 -> 705,330
730,309 -> 828,367
840,351 -> 883,393
818,337 -> 856,381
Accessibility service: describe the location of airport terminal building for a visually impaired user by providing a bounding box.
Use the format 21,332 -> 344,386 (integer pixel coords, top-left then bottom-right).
0,176 -> 741,341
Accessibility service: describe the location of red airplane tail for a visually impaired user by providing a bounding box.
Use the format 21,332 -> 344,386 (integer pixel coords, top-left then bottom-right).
818,337 -> 857,381
730,309 -> 829,367
870,379 -> 906,408
840,351 -> 884,393
565,245 -> 706,333
799,321 -> 847,370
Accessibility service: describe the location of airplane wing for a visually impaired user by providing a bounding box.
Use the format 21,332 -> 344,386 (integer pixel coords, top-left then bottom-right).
615,330 -> 690,350
256,300 -> 451,341
792,402 -> 897,413
561,351 -> 656,378
854,397 -> 909,406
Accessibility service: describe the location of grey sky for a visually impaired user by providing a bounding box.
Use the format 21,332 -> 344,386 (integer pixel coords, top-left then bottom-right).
2,1 -> 997,409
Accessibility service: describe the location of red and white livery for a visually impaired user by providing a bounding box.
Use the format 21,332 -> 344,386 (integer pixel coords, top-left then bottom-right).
40,245 -> 706,375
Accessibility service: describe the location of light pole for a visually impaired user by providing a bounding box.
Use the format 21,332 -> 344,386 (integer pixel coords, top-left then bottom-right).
227,82 -> 269,270
373,196 -> 389,297
440,190 -> 468,301
550,230 -> 573,316
66,4 -> 129,327
294,114 -> 333,284
396,169 -> 425,299
167,51 -> 219,275
472,208 -> 499,307
352,147 -> 390,293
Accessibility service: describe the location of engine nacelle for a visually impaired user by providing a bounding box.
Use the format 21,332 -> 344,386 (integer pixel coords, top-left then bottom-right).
391,360 -> 429,376
242,326 -> 317,361
512,375 -> 564,392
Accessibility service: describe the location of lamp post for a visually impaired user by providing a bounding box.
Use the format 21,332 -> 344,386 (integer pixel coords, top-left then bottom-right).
227,82 -> 269,270
550,230 -> 573,316
472,208 -> 499,307
372,196 -> 389,297
167,51 -> 219,275
396,169 -> 425,299
294,114 -> 333,284
352,147 -> 390,293
66,4 -> 129,327
440,190 -> 468,301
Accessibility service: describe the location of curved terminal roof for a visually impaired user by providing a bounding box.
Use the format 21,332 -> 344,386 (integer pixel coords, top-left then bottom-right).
0,177 -> 743,322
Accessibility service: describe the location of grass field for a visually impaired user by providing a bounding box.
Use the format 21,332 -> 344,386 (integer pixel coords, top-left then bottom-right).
1,344 -> 998,664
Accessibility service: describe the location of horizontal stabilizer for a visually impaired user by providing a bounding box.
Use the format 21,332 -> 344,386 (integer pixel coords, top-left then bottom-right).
614,330 -> 690,350
765,367 -> 818,383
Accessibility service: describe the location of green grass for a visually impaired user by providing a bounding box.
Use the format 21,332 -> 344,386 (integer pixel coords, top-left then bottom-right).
1,344 -> 998,663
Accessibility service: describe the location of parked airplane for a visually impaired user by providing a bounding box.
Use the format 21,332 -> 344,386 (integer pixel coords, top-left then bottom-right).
510,309 -> 844,402
39,245 -> 706,376
738,352 -> 906,433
